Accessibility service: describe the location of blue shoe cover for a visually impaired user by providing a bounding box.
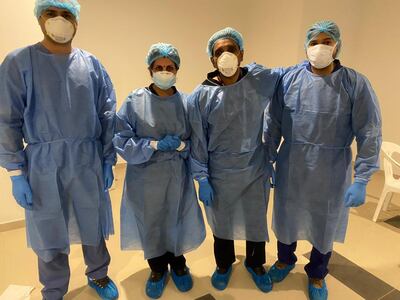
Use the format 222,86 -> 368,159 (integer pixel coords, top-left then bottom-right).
88,276 -> 119,300
268,261 -> 295,283
308,279 -> 328,300
145,271 -> 168,299
245,262 -> 273,293
211,266 -> 232,290
171,268 -> 193,292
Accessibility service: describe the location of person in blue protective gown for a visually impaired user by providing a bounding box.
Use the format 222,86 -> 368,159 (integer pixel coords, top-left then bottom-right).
113,43 -> 206,299
0,1 -> 119,299
187,27 -> 284,293
265,21 -> 382,300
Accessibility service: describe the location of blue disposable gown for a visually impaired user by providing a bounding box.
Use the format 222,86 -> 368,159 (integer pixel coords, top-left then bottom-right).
265,62 -> 382,254
188,63 -> 282,242
113,88 -> 206,259
0,44 -> 116,262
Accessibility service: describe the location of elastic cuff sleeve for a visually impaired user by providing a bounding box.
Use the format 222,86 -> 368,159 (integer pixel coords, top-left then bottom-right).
149,141 -> 158,150
8,169 -> 23,176
177,141 -> 186,152
354,177 -> 368,185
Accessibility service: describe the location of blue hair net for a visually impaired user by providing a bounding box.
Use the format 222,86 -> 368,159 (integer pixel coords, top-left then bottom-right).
207,27 -> 244,57
34,0 -> 81,20
146,43 -> 181,68
305,21 -> 341,54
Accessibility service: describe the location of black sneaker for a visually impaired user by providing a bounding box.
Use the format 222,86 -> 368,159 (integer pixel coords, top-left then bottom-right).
250,265 -> 266,276
149,271 -> 166,282
172,266 -> 189,276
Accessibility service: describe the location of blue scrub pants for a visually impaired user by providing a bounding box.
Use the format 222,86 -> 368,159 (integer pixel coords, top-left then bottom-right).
38,238 -> 110,300
277,241 -> 332,279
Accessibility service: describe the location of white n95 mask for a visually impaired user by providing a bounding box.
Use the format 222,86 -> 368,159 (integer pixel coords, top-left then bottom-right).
307,44 -> 335,69
45,16 -> 75,44
152,71 -> 177,90
217,52 -> 239,77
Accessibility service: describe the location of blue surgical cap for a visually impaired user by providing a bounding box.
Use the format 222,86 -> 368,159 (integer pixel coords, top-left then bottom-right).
207,27 -> 244,57
305,21 -> 341,54
34,0 -> 81,20
146,43 -> 181,69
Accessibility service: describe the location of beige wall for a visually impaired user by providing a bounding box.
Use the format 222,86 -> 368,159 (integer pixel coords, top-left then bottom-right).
1,0 -> 399,223
75,0 -> 257,101
349,0 -> 400,148
0,0 -> 39,224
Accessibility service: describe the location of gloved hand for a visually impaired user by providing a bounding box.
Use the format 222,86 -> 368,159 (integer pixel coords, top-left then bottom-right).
103,163 -> 114,191
344,181 -> 367,207
10,175 -> 33,210
197,177 -> 214,206
157,135 -> 181,151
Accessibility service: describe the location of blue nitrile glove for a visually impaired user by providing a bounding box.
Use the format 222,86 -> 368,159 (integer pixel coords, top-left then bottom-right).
197,177 -> 214,206
10,175 -> 33,210
157,135 -> 181,152
103,163 -> 114,191
344,181 -> 367,207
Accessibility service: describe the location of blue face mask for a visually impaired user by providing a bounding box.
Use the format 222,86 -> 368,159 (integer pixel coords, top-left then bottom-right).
152,71 -> 176,90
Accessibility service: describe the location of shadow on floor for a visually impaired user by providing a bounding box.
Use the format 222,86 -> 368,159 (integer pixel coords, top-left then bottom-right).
351,200 -> 400,234
64,285 -> 99,300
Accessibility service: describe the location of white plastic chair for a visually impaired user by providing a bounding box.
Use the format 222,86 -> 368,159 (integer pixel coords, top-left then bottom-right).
372,141 -> 400,222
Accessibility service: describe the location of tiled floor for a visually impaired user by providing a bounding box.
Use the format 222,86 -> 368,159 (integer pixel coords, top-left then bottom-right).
1,164 -> 400,300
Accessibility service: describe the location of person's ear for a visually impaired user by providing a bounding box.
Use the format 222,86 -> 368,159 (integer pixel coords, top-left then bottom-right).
238,50 -> 244,64
332,45 -> 338,58
38,17 -> 47,37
